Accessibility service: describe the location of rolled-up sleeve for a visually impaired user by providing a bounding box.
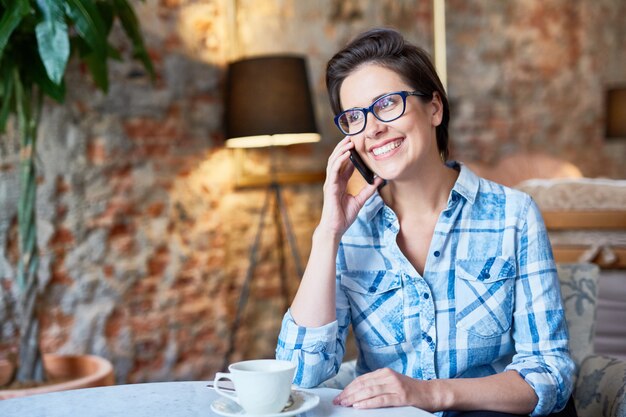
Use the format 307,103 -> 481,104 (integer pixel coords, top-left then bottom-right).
275,310 -> 344,387
506,197 -> 575,416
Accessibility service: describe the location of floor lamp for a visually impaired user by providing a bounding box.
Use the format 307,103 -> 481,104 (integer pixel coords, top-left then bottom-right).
221,55 -> 322,370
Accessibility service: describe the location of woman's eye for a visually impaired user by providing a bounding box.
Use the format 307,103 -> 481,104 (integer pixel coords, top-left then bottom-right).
376,96 -> 398,111
347,111 -> 362,124
379,98 -> 392,108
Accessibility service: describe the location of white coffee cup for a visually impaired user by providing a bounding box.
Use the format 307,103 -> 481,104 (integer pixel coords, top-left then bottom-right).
213,359 -> 296,415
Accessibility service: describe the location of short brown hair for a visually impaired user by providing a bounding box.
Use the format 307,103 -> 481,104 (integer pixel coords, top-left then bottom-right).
326,28 -> 450,161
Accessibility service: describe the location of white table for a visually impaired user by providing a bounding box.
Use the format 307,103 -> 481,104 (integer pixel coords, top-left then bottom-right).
0,381 -> 435,417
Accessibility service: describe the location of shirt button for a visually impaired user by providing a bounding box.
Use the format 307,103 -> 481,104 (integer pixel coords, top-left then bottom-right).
368,286 -> 377,293
423,293 -> 429,299
445,211 -> 452,218
426,336 -> 433,343
433,251 -> 440,257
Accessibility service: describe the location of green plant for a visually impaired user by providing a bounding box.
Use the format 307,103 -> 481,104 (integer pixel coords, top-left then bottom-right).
0,0 -> 154,384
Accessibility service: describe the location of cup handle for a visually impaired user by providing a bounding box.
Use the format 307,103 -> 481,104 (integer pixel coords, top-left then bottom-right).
214,372 -> 239,403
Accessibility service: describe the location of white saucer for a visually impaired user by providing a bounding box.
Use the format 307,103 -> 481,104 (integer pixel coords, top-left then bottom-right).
210,390 -> 320,417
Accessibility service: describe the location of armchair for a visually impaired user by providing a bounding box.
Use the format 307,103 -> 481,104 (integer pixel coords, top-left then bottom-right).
320,263 -> 626,417
559,263 -> 626,417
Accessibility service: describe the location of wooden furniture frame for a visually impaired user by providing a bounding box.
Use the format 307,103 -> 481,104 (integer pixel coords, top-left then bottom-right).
544,210 -> 626,269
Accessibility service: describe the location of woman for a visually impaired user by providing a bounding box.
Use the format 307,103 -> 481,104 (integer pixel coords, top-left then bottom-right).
275,28 -> 576,417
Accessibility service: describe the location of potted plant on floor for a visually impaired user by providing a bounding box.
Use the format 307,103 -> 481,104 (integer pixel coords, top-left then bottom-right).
0,0 -> 154,394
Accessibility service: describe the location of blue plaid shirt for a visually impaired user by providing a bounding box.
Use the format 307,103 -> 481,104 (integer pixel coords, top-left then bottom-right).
276,164 -> 574,416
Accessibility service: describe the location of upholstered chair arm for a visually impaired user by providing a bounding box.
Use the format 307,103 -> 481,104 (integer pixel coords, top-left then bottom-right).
574,355 -> 626,417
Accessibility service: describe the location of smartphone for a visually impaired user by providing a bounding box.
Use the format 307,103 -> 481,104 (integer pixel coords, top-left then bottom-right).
349,149 -> 375,184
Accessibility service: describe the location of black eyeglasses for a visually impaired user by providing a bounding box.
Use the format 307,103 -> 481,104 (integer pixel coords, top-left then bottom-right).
334,90 -> 427,136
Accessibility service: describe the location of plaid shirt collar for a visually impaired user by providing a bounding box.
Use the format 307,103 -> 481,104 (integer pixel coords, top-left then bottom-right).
362,161 -> 479,223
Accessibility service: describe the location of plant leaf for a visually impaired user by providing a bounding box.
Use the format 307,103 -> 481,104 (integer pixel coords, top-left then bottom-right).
64,0 -> 108,54
0,62 -> 15,133
0,0 -> 30,60
112,0 -> 155,80
34,72 -> 66,103
82,51 -> 108,92
65,0 -> 109,91
35,0 -> 70,85
95,0 -> 115,36
28,50 -> 66,102
107,43 -> 122,61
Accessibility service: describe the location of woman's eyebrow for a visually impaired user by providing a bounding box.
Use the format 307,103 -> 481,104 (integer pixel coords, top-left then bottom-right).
345,91 -> 395,110
369,92 -> 387,103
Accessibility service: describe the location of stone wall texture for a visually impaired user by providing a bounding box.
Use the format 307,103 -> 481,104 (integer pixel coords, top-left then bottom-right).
1,0 -> 624,384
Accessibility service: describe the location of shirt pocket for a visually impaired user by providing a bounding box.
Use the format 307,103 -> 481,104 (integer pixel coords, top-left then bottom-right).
340,270 -> 406,347
455,257 -> 516,338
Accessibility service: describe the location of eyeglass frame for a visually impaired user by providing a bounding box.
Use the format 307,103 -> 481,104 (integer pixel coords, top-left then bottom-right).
333,90 -> 429,136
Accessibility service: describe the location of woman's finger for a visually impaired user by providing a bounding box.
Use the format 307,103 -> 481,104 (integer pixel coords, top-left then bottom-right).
334,372 -> 382,404
327,137 -> 354,162
338,156 -> 356,183
326,148 -> 353,183
353,393 -> 399,409
327,136 -> 348,158
352,176 -> 384,205
338,382 -> 396,407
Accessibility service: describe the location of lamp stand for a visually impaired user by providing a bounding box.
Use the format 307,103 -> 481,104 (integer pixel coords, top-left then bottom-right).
222,182 -> 303,370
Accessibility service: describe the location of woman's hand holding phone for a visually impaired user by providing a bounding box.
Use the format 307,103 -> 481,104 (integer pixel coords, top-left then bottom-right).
291,137 -> 380,327
318,137 -> 383,238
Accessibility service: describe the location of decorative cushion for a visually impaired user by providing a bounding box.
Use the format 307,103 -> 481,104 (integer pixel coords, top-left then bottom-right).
516,177 -> 626,262
557,263 -> 600,368
516,177 -> 626,211
575,355 -> 626,417
595,271 -> 626,361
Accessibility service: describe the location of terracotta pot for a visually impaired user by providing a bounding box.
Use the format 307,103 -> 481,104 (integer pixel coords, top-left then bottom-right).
0,359 -> 14,387
0,354 -> 114,400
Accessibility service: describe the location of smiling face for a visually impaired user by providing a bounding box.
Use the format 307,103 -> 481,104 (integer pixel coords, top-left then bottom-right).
339,63 -> 443,182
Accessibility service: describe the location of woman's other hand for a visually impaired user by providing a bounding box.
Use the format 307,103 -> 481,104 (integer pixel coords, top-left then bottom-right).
332,368 -> 442,411
333,368 -> 537,414
319,137 -> 383,237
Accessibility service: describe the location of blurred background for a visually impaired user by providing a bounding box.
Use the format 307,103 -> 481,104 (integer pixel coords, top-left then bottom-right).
0,0 -> 624,384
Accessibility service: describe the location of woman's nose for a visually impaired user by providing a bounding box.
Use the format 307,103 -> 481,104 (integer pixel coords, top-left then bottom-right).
363,112 -> 386,138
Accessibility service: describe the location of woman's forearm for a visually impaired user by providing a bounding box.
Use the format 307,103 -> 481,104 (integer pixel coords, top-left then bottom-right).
435,370 -> 537,414
289,226 -> 342,327
333,368 -> 538,414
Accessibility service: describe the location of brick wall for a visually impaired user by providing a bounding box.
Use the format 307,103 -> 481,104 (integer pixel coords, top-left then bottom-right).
0,0 -> 624,384
446,0 -> 626,177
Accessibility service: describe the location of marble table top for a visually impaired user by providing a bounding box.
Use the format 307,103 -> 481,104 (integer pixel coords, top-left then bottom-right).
0,381 -> 435,417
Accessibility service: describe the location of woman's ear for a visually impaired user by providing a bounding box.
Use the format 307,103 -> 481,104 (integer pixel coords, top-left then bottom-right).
430,91 -> 444,127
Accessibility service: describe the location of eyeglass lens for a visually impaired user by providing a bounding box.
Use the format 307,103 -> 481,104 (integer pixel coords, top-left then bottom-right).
337,93 -> 406,135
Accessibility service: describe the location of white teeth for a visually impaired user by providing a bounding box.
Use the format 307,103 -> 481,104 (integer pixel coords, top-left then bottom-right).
372,140 -> 402,156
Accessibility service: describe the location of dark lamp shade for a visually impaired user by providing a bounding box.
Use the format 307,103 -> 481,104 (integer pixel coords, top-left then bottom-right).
606,87 -> 626,139
225,55 -> 320,148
